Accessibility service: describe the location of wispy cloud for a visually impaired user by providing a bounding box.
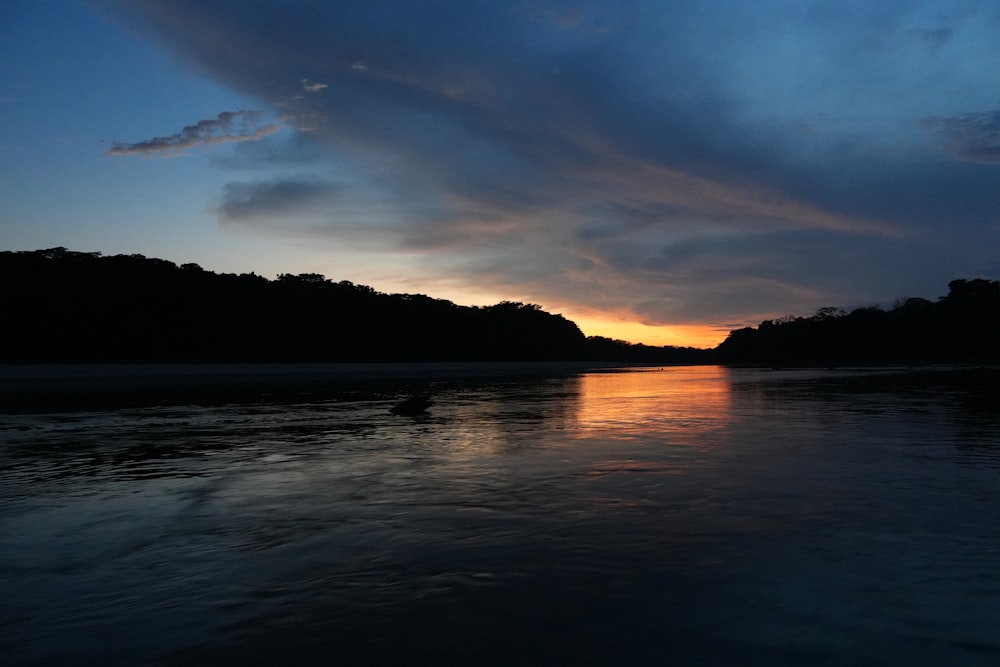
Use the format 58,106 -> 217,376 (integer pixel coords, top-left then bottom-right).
909,27 -> 952,55
927,109 -> 1000,164
107,110 -> 279,157
302,80 -> 328,92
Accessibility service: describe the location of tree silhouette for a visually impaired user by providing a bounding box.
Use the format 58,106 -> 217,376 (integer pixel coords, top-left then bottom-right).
717,278 -> 1000,365
0,248 -> 709,364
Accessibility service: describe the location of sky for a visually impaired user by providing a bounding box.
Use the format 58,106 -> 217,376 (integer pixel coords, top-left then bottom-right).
2,1 -> 999,348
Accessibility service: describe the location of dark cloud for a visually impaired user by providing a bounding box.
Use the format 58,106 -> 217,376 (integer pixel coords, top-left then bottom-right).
108,110 -> 279,156
911,27 -> 953,54
216,178 -> 342,221
926,110 -> 1000,163
93,0 -> 1000,335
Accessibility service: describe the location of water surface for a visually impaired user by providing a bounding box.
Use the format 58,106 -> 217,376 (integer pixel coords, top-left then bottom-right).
1,365 -> 998,665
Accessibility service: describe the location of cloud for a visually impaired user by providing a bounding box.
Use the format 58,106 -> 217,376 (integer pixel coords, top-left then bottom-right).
210,130 -> 327,170
926,110 -> 1000,163
107,110 -> 279,156
215,177 -> 342,221
302,80 -> 328,92
910,27 -> 952,55
94,0 -> 1000,338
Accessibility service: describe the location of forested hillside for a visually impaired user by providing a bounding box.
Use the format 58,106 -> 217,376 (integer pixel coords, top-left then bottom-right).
0,248 -> 706,364
717,279 -> 1000,365
5,248 -> 997,366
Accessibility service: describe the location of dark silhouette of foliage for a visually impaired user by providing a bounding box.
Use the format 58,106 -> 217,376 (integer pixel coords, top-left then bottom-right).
9,249 -> 996,366
717,278 -> 1000,365
0,248 -> 707,364
584,336 -> 709,365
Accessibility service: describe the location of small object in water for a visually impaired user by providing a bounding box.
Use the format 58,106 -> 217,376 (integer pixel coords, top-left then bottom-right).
390,394 -> 433,415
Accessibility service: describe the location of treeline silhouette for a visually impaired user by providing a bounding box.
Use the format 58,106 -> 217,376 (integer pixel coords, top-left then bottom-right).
1,248 -> 706,364
718,279 -> 1000,365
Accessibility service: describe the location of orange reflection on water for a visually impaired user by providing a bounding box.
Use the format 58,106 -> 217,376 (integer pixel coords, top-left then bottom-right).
575,365 -> 732,439
574,366 -> 734,510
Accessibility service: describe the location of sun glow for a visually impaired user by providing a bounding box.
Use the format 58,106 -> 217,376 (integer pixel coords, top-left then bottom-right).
301,263 -> 729,350
568,313 -> 727,349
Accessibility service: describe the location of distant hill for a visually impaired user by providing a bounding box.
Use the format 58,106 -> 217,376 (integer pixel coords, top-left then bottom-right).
717,279 -> 1000,366
0,248 -> 708,364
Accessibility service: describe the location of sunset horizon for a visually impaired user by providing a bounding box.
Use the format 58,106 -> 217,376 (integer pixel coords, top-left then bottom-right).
4,3 -> 1000,657
4,1 -> 999,350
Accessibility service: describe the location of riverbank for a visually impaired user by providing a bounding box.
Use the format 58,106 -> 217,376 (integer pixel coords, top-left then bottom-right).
0,361 -> 652,412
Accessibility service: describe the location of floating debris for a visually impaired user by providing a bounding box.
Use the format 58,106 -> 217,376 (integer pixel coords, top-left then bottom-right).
389,394 -> 434,415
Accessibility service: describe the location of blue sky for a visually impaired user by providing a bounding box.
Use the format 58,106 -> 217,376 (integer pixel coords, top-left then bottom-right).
3,1 -> 999,346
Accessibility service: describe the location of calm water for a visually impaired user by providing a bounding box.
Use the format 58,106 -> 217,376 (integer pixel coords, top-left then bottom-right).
1,365 -> 998,665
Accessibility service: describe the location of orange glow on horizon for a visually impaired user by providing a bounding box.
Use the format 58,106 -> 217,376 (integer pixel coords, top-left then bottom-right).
567,313 -> 728,349
340,277 -> 730,349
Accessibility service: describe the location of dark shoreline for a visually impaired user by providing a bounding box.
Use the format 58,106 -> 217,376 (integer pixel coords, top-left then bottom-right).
0,361 -> 653,413
4,362 -> 996,414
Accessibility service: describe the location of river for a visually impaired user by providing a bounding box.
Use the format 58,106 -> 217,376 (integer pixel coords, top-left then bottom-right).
1,364 -> 998,665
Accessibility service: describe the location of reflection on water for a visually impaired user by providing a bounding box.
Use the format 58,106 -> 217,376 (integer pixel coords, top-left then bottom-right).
578,365 -> 731,434
1,365 -> 999,665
